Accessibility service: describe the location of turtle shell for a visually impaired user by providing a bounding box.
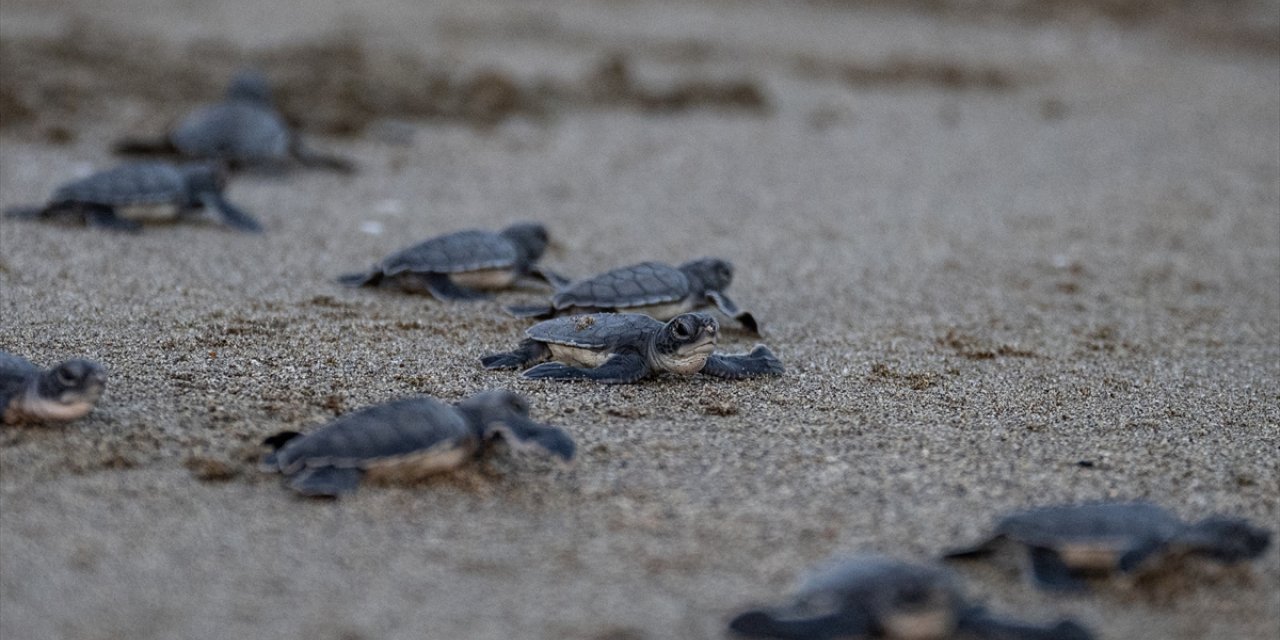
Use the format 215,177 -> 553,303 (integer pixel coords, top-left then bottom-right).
52,163 -> 191,206
270,397 -> 476,474
997,502 -> 1184,548
526,313 -> 663,350
378,230 -> 520,276
170,101 -> 291,162
0,351 -> 39,413
552,262 -> 690,309
791,557 -> 960,636
795,556 -> 955,603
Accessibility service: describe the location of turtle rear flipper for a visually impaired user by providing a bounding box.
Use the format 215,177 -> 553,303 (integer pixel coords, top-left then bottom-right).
957,606 -> 1095,640
337,270 -> 380,287
198,192 -> 263,233
706,290 -> 760,334
481,339 -> 551,371
423,273 -> 491,301
4,205 -> 47,220
260,431 -> 304,470
523,352 -> 649,384
728,609 -> 864,639
504,303 -> 557,319
700,345 -> 783,380
288,467 -> 362,497
113,135 -> 181,157
1029,547 -> 1088,592
942,534 -> 1006,560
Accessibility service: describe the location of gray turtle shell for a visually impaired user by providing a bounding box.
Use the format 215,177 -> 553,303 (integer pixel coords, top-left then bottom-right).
270,397 -> 475,474
0,352 -> 40,413
770,556 -> 961,634
378,230 -> 520,276
170,101 -> 291,162
552,261 -> 690,309
997,502 -> 1185,548
795,556 -> 957,606
526,313 -> 664,351
52,163 -> 193,206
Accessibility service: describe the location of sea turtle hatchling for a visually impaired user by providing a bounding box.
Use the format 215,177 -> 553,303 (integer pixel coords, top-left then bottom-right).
506,258 -> 761,333
4,161 -> 262,232
338,222 -> 565,301
481,312 -> 783,384
729,555 -> 1093,640
260,390 -> 575,497
1,351 -> 106,425
942,502 -> 1273,591
114,70 -> 354,173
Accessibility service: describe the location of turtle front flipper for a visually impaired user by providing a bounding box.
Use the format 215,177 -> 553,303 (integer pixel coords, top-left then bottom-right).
1028,547 -> 1088,592
198,192 -> 263,233
700,345 -> 783,380
1116,537 -> 1167,574
523,352 -> 649,384
956,606 -> 1095,640
504,303 -> 558,319
481,339 -> 551,370
706,290 -> 761,334
728,609 -> 867,639
423,273 -> 492,301
525,265 -> 571,289
287,466 -> 363,497
484,414 -> 576,462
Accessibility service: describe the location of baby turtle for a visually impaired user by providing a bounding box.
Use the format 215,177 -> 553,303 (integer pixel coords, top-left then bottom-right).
115,70 -> 354,173
4,162 -> 262,232
260,390 -> 575,497
338,222 -> 565,301
729,555 -> 1093,640
1,351 -> 106,425
506,258 -> 760,333
943,502 -> 1272,591
481,312 -> 783,384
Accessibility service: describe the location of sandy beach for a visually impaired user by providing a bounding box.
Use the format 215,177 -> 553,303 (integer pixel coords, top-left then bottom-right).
1,1 -> 1277,638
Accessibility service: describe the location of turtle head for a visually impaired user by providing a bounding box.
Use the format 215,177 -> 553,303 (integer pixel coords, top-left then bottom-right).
457,389 -> 531,423
32,359 -> 106,420
226,69 -> 273,104
679,257 -> 733,294
500,222 -> 551,264
652,313 -> 719,375
459,390 -> 575,462
1178,516 -> 1271,562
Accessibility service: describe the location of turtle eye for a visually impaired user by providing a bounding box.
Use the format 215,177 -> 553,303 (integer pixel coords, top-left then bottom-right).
673,321 -> 690,339
56,367 -> 79,387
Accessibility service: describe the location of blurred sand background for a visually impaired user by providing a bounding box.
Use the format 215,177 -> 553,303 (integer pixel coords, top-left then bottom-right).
1,0 -> 1277,638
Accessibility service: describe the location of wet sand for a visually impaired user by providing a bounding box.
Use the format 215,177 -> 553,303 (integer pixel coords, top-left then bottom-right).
1,1 -> 1277,638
